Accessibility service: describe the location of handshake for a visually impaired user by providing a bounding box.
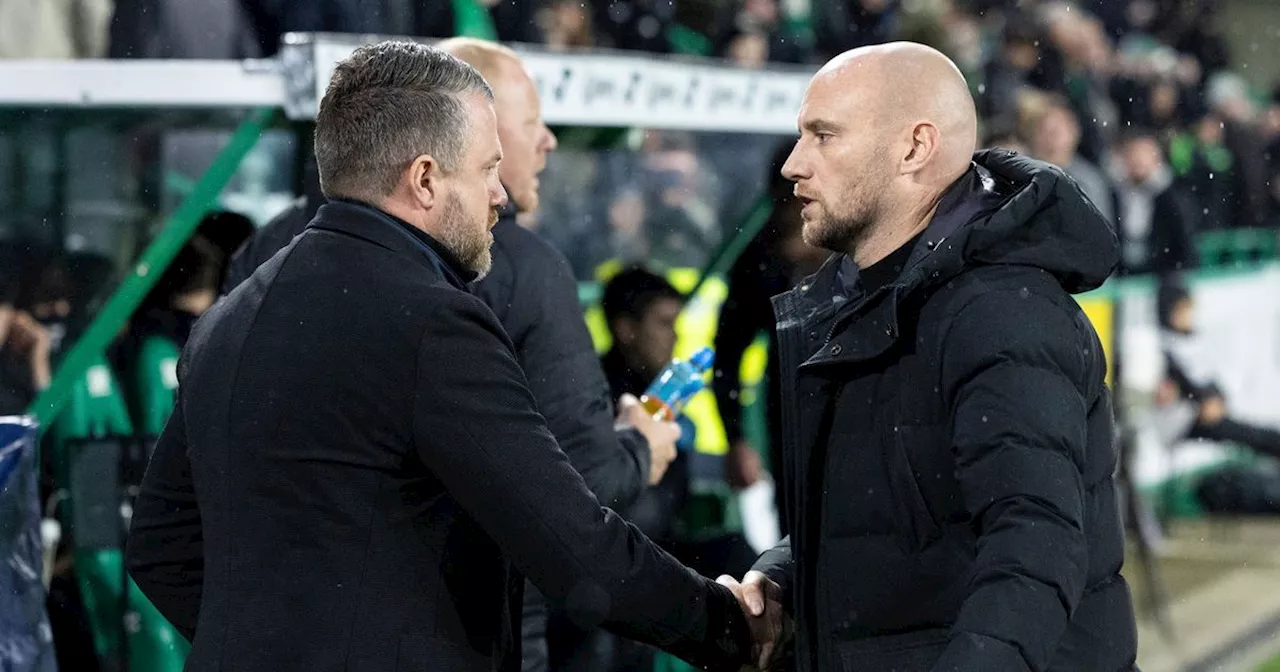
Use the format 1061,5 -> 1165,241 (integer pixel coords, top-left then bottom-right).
717,571 -> 791,671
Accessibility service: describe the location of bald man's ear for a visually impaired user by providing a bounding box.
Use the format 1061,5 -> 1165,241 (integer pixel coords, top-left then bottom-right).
407,154 -> 442,210
901,122 -> 941,176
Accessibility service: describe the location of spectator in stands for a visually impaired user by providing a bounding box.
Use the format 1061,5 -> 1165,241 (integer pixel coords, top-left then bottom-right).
603,186 -> 652,269
538,0 -> 596,50
1157,280 -> 1280,459
563,266 -> 757,672
0,272 -> 52,416
983,124 -> 1030,155
109,0 -> 261,58
1264,86 -> 1280,155
0,0 -> 111,59
237,0 -> 444,56
640,136 -> 720,268
195,211 -> 255,287
550,266 -> 689,672
592,0 -> 676,53
16,254 -> 75,357
979,13 -> 1067,133
1114,129 -> 1198,276
1029,95 -> 1116,223
1041,5 -> 1120,164
715,0 -> 808,66
1205,72 -> 1272,229
714,139 -> 827,517
812,0 -> 897,60
113,234 -> 224,387
1169,112 -> 1237,231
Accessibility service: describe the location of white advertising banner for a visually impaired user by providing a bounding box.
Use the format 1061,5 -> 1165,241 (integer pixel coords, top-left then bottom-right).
303,35 -> 813,132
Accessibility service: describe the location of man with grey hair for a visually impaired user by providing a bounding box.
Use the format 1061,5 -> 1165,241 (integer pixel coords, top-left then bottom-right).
125,41 -> 776,672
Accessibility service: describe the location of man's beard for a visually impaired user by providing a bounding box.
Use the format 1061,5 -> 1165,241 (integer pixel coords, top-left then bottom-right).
438,191 -> 499,279
804,206 -> 876,254
802,167 -> 889,255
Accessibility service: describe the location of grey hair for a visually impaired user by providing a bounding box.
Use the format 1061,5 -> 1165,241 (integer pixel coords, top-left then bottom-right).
314,41 -> 494,202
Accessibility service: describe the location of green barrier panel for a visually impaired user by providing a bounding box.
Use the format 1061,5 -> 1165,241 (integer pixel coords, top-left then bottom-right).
51,357 -> 189,671
28,106 -> 276,428
134,336 -> 182,437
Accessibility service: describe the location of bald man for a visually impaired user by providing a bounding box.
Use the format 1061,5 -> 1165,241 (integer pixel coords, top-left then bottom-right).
718,43 -> 1137,671
436,37 -> 683,672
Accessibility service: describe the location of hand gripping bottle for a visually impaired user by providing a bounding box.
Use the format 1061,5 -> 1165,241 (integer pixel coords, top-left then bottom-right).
639,347 -> 715,423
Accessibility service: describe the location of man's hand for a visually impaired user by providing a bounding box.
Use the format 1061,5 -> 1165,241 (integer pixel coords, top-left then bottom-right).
717,571 -> 787,670
8,311 -> 52,389
725,440 -> 764,489
616,394 -> 679,484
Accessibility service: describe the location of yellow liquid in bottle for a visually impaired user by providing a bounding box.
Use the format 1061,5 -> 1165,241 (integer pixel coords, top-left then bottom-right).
638,395 -> 675,422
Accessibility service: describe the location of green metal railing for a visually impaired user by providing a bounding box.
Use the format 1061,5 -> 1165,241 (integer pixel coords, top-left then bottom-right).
27,107 -> 277,428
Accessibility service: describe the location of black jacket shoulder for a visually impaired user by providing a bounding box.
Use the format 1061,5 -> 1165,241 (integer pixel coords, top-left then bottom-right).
473,213 -> 650,510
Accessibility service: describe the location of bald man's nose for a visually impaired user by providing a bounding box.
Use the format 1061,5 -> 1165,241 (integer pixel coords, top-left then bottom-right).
781,149 -> 806,181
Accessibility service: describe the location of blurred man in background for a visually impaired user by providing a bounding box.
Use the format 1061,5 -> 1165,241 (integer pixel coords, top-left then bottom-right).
1115,129 -> 1198,277
437,37 -> 683,672
714,139 -> 828,518
1157,280 -> 1280,459
1030,95 -> 1116,224
555,266 -> 758,672
0,269 -> 52,416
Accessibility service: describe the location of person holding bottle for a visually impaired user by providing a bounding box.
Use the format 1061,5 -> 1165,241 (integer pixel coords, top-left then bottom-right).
550,266 -> 755,672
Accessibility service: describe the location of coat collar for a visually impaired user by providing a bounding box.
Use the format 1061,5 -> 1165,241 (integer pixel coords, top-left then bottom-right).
307,199 -> 476,290
775,164 -> 1013,369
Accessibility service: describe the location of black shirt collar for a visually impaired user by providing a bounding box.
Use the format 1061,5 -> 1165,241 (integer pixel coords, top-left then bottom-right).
331,198 -> 478,286
835,165 -> 1000,300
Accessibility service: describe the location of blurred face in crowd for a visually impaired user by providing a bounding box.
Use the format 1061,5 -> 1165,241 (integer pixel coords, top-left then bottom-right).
1121,136 -> 1165,186
430,93 -> 507,277
609,189 -> 646,235
1032,105 -> 1081,165
1170,296 -> 1196,334
491,59 -> 558,213
615,296 -> 683,377
728,33 -> 769,68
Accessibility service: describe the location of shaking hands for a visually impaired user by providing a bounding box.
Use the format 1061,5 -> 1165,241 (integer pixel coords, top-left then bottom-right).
717,571 -> 789,671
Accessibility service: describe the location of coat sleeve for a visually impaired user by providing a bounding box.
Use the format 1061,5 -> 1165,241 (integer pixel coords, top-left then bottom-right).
125,382 -> 203,641
411,291 -> 751,671
930,288 -> 1093,672
477,235 -> 650,510
749,535 -> 795,614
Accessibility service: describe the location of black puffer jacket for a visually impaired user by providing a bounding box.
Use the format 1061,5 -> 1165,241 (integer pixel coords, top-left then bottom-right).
753,150 -> 1136,672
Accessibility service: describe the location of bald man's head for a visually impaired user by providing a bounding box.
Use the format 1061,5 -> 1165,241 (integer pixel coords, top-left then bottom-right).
437,38 -> 558,213
782,42 -> 978,262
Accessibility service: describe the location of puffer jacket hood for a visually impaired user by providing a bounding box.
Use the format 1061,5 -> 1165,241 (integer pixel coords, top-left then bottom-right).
953,149 -> 1119,294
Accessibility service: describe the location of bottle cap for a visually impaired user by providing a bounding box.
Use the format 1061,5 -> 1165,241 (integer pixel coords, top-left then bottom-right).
689,347 -> 715,371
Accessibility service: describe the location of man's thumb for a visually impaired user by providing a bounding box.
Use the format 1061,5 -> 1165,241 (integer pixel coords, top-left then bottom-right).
744,585 -> 764,616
